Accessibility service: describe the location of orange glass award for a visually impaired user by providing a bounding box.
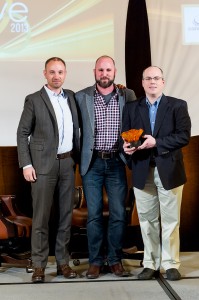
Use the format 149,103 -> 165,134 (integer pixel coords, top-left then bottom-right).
121,129 -> 144,147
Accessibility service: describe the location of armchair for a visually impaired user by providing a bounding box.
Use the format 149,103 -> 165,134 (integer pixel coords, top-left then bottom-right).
0,195 -> 32,271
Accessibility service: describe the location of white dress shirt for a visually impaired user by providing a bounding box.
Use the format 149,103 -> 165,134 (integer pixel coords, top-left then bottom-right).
44,85 -> 73,154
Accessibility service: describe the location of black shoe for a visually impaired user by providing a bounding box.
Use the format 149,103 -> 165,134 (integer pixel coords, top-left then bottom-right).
138,268 -> 156,280
166,268 -> 181,281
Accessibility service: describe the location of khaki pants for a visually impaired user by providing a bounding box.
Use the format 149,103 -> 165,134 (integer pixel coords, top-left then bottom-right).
134,166 -> 183,271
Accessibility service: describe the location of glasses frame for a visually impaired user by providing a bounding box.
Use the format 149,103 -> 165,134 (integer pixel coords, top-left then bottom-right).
142,76 -> 164,81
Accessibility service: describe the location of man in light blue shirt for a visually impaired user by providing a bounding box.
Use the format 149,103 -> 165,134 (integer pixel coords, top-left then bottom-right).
122,66 -> 191,281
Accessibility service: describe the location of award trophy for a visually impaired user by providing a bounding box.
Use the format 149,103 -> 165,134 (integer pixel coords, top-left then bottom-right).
121,129 -> 144,148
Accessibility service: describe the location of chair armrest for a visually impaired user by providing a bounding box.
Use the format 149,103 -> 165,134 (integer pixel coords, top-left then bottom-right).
73,186 -> 84,208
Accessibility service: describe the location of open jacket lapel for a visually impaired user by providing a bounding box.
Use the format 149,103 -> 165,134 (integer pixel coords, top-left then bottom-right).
118,89 -> 126,130
138,97 -> 152,134
40,87 -> 58,128
153,94 -> 169,137
66,90 -> 78,129
86,88 -> 95,134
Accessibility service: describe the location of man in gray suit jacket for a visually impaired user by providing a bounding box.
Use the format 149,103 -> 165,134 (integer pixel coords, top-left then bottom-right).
122,66 -> 191,281
75,55 -> 136,279
17,57 -> 80,283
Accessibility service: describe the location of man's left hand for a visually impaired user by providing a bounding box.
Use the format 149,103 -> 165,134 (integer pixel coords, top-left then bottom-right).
138,135 -> 156,149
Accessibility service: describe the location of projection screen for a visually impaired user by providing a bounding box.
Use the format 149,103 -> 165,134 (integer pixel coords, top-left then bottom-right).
146,0 -> 199,137
0,0 -> 128,145
0,0 -> 198,145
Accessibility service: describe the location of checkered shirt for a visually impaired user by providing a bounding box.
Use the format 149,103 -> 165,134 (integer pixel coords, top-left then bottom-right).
94,89 -> 120,151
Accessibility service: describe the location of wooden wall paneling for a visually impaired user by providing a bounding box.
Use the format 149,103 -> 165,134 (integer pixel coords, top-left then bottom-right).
0,147 -> 32,217
180,136 -> 199,251
0,136 -> 199,251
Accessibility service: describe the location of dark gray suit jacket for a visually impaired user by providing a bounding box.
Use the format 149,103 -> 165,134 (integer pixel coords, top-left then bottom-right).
17,87 -> 80,174
75,84 -> 136,176
122,94 -> 191,190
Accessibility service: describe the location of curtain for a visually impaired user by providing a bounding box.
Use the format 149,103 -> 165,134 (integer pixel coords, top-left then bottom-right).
125,0 -> 151,97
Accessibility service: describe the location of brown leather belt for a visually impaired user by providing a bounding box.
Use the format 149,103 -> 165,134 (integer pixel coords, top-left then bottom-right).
56,151 -> 72,159
94,150 -> 119,159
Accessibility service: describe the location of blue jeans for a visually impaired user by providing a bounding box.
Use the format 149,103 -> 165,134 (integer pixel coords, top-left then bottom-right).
82,155 -> 127,266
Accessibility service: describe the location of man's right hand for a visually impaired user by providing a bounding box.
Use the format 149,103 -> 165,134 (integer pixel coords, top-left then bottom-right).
23,166 -> 37,182
123,140 -> 137,155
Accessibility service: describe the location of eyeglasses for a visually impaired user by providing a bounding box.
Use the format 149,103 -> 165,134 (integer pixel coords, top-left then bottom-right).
143,76 -> 163,81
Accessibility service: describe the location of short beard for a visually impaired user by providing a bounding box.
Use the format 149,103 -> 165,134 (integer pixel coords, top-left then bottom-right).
96,77 -> 114,88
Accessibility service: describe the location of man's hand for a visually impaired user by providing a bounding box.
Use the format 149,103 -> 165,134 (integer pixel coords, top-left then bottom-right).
137,135 -> 156,150
123,135 -> 156,154
116,83 -> 126,89
123,140 -> 138,155
23,166 -> 37,182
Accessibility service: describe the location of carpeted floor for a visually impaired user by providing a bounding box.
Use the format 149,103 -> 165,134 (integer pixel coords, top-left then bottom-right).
0,252 -> 199,300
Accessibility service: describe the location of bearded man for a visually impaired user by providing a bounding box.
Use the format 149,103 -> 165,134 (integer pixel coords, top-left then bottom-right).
75,55 -> 136,279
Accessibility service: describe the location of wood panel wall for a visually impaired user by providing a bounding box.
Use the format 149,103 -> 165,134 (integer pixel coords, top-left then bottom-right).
0,136 -> 199,250
180,136 -> 199,250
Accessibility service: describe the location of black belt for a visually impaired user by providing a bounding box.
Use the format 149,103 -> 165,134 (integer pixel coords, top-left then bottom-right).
94,150 -> 119,159
56,151 -> 72,159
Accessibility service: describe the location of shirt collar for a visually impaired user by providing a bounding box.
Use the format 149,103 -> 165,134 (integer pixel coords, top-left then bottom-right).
146,94 -> 162,107
44,85 -> 65,98
94,84 -> 118,96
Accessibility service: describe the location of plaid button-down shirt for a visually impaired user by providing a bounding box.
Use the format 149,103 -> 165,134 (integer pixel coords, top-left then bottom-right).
94,89 -> 120,152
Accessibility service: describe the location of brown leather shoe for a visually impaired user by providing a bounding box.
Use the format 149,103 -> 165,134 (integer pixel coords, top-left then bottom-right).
32,268 -> 45,283
86,264 -> 101,279
57,264 -> 77,279
110,262 -> 130,277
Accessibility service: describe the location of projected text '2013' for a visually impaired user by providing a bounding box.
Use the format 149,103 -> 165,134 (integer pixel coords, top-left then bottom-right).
0,1 -> 29,33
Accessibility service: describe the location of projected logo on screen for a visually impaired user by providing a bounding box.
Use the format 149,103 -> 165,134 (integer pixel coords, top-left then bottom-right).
0,1 -> 29,32
0,1 -> 29,54
0,0 -> 114,60
182,5 -> 199,45
193,16 -> 199,26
